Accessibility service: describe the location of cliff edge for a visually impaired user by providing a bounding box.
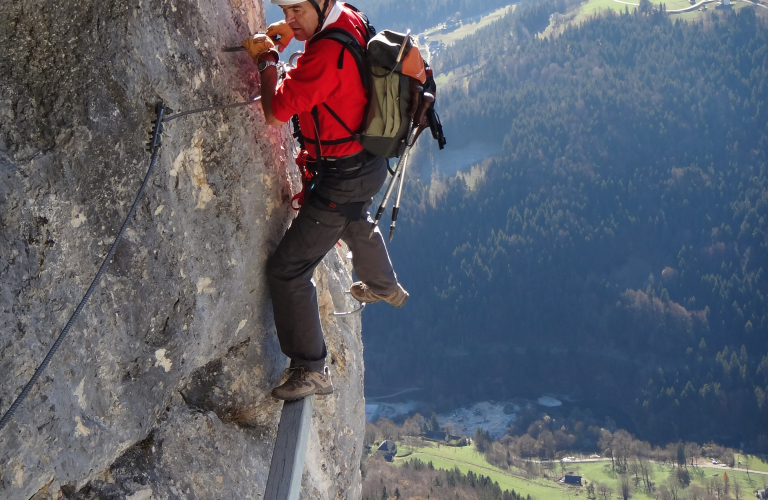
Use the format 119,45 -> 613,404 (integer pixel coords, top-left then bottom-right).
0,1 -> 365,498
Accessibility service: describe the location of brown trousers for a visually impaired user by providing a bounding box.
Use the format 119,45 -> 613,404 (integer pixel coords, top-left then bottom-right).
267,156 -> 399,372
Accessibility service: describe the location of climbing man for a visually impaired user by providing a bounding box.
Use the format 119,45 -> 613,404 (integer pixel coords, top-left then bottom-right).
242,0 -> 409,400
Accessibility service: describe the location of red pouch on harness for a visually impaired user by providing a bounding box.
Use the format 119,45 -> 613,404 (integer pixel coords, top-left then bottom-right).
291,150 -> 314,210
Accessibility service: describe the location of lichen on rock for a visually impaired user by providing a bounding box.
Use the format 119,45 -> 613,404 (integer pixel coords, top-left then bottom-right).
0,1 -> 365,498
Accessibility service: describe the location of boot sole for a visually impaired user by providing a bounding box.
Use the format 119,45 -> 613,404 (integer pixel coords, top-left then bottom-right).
388,295 -> 409,308
271,386 -> 334,401
350,291 -> 408,306
349,292 -> 381,304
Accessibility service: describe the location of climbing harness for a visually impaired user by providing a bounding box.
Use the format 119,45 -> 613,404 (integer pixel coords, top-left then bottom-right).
218,47 -> 364,316
0,93 -> 268,433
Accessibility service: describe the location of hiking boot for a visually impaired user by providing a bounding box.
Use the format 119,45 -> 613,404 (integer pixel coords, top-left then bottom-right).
271,366 -> 333,401
349,282 -> 409,307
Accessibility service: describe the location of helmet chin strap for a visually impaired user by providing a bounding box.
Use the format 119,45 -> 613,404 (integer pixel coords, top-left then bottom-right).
308,0 -> 329,34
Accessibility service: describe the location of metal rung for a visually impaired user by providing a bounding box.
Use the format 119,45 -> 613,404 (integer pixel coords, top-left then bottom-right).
264,396 -> 315,500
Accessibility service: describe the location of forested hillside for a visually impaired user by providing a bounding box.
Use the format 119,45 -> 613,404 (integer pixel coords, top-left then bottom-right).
345,0 -> 513,32
434,0 -> 570,72
364,6 -> 768,449
264,0 -> 514,33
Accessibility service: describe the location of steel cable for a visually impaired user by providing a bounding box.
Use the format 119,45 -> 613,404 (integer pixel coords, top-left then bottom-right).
0,95 -> 265,433
163,96 -> 260,122
0,108 -> 166,432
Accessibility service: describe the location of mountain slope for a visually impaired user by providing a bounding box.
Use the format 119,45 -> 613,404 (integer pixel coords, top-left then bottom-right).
365,7 -> 768,448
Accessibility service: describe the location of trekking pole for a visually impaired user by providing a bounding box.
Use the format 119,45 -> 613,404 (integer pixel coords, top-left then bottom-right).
388,93 -> 435,242
388,147 -> 412,242
368,151 -> 406,238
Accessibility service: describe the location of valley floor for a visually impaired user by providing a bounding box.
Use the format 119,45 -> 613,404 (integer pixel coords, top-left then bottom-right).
365,438 -> 768,500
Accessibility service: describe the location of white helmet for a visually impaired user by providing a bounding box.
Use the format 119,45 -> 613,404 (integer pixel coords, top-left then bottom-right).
270,0 -> 329,30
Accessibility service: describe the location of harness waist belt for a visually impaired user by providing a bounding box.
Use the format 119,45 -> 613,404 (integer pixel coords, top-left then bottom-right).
308,150 -> 370,172
312,192 -> 367,222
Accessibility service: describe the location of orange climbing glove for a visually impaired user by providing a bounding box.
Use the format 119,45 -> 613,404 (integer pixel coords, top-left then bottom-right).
241,34 -> 279,63
266,21 -> 295,53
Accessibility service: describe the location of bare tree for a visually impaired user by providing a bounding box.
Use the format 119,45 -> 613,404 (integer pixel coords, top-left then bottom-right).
599,429 -> 615,472
596,482 -> 611,500
536,429 -> 557,460
613,430 -> 633,473
723,449 -> 736,468
586,483 -> 597,500
554,428 -> 576,450
665,475 -> 681,500
657,485 -> 671,500
485,441 -> 508,470
711,475 -> 723,499
649,445 -> 664,465
744,454 -> 753,479
402,414 -> 424,437
377,418 -> 398,441
704,441 -> 726,462
689,484 -> 706,500
638,456 -> 655,493
685,442 -> 701,469
628,458 -> 641,487
733,478 -> 742,500
519,434 -> 536,458
365,422 -> 377,447
619,474 -> 632,500
665,443 -> 680,466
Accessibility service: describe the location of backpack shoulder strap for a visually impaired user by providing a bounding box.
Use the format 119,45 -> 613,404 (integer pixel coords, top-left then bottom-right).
308,28 -> 367,79
340,3 -> 376,39
307,27 -> 372,138
309,26 -> 361,45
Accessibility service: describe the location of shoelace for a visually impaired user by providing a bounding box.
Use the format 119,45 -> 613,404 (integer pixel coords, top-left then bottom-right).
284,367 -> 312,389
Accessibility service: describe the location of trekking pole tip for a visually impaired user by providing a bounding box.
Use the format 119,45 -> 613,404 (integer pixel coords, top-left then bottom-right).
368,221 -> 379,239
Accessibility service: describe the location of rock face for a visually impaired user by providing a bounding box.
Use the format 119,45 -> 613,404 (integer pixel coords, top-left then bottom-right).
0,1 -> 365,499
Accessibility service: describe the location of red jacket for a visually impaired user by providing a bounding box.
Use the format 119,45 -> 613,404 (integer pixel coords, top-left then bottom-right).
271,3 -> 368,159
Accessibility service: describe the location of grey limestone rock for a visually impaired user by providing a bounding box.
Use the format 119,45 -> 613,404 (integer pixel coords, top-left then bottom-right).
0,0 -> 365,498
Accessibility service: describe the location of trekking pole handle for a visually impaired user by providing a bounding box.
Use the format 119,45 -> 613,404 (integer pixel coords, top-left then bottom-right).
408,93 -> 435,147
411,123 -> 429,146
414,93 -> 435,128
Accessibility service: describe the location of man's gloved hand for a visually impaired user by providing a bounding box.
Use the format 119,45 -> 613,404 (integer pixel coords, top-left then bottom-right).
241,34 -> 279,63
266,21 -> 295,53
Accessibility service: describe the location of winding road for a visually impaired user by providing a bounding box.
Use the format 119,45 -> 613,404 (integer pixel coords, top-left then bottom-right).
743,0 -> 768,8
609,0 -> 766,12
366,387 -> 423,401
